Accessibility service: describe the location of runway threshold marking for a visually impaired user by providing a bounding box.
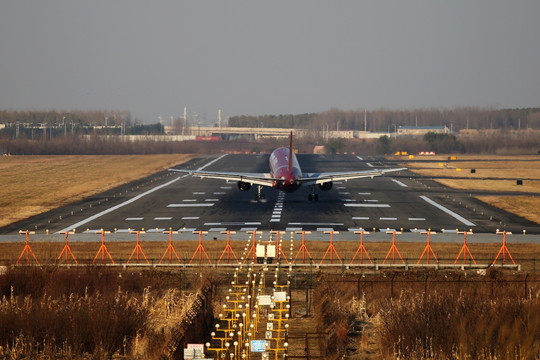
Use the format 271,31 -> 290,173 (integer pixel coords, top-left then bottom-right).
420,195 -> 476,226
55,155 -> 228,234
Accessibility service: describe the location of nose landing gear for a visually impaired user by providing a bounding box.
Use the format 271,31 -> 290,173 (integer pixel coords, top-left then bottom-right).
308,185 -> 319,201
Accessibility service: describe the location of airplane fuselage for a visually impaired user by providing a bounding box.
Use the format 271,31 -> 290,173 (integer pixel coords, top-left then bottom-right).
269,147 -> 302,192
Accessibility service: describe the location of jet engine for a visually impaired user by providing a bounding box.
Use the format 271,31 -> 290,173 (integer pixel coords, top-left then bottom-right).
319,182 -> 333,191
237,181 -> 252,191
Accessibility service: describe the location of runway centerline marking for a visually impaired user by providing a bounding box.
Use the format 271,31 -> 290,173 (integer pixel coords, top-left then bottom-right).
270,193 -> 286,223
420,195 -> 476,226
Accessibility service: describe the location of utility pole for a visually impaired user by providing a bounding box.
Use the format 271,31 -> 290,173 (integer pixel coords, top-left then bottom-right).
364,108 -> 367,132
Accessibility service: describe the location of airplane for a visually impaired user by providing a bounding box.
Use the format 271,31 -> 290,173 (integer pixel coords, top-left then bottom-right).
169,131 -> 406,202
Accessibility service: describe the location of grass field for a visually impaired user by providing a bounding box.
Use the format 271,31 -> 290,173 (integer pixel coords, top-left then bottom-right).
0,154 -> 194,228
399,154 -> 540,224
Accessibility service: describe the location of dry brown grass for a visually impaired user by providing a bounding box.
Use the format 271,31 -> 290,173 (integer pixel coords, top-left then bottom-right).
399,155 -> 540,224
0,154 -> 194,227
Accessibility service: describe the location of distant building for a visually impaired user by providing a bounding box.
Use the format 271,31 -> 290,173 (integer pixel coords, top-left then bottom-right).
397,125 -> 450,136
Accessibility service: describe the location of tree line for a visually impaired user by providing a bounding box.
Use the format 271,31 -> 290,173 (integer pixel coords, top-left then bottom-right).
229,107 -> 540,132
1,108 -> 540,155
0,110 -> 168,139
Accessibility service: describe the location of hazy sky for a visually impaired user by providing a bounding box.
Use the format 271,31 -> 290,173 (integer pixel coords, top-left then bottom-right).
1,1 -> 539,124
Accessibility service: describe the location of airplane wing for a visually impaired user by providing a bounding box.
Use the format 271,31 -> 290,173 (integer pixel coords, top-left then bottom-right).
168,168 -> 278,187
299,167 -> 407,186
169,167 -> 407,187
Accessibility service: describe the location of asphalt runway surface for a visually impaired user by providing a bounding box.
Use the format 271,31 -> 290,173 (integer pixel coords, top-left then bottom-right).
2,154 -> 540,242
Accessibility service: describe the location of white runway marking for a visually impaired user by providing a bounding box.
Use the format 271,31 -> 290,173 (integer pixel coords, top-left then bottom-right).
125,217 -> 143,221
183,199 -> 197,202
205,222 -> 262,226
56,175 -> 189,233
366,162 -> 374,167
358,192 -> 371,195
270,193 -> 285,222
182,216 -> 200,220
391,179 -> 408,187
420,195 -> 476,226
408,217 -> 426,221
154,217 -> 172,221
356,156 -> 364,160
352,217 -> 370,220
220,186 -> 233,189
288,222 -> 344,226
285,227 -> 303,232
380,217 -> 398,221
344,203 -> 390,208
205,199 -> 219,202
198,154 -> 228,170
213,192 -> 227,195
193,192 -> 206,195
317,228 -> 335,232
167,203 -> 215,207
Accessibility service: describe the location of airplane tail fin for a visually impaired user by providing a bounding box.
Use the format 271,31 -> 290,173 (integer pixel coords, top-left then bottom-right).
289,131 -> 293,172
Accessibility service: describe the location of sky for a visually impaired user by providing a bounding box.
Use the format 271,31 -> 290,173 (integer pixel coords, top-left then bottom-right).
1,1 -> 539,124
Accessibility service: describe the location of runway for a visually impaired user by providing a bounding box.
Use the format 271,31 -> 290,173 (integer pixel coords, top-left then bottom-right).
2,154 -> 540,236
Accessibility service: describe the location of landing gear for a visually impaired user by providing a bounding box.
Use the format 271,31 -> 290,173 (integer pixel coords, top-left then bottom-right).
308,185 -> 319,201
253,185 -> 267,203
